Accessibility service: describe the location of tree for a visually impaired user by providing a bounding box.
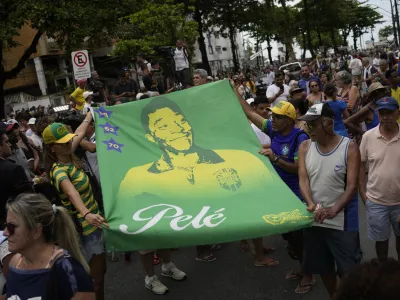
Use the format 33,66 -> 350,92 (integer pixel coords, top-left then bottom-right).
379,25 -> 394,40
0,0 -> 137,118
113,1 -> 198,70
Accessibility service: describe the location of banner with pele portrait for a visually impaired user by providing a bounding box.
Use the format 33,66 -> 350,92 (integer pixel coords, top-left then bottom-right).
94,80 -> 313,251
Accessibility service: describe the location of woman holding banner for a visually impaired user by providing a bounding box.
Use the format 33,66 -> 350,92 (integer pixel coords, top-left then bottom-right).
42,112 -> 108,300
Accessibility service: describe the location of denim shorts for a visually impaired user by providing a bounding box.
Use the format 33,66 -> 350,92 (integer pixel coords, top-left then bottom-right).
366,200 -> 400,241
81,229 -> 105,262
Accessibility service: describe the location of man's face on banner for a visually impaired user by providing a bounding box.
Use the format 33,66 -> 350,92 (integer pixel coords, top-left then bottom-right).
146,107 -> 193,152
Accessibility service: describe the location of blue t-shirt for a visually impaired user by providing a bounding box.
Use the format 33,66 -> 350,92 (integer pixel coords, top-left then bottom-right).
262,119 -> 309,200
6,252 -> 94,300
327,100 -> 348,137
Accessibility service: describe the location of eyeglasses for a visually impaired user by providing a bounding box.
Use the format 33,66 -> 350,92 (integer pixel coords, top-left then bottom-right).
271,114 -> 287,120
4,222 -> 17,235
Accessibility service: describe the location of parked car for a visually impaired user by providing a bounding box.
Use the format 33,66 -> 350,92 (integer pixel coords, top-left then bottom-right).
279,62 -> 302,80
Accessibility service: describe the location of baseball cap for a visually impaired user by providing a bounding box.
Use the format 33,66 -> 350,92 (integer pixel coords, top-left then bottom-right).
42,123 -> 76,145
267,101 -> 296,120
5,119 -> 19,132
83,91 -> 93,99
375,97 -> 399,112
246,98 -> 254,105
28,118 -> 36,125
298,103 -> 334,121
289,85 -> 304,95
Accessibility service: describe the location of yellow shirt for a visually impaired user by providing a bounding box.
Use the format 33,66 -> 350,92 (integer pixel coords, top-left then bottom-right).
70,87 -> 86,110
390,87 -> 400,123
118,149 -> 276,202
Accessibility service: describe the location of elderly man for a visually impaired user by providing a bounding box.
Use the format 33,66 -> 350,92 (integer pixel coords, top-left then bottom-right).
193,69 -> 208,86
298,103 -> 360,297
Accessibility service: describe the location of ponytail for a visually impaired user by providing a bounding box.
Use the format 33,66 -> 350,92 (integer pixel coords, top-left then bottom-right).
53,206 -> 90,273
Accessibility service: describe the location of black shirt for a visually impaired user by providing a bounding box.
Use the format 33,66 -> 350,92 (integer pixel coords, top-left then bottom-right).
113,80 -> 138,96
88,80 -> 105,103
0,159 -> 33,221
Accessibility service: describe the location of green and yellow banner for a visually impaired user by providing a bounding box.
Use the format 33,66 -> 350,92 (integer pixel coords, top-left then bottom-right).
95,80 -> 312,251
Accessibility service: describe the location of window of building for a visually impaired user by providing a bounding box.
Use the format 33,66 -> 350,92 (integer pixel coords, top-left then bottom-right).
215,46 -> 222,53
222,47 -> 227,51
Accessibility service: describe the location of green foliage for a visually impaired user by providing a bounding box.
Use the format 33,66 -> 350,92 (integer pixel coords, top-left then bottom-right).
113,1 -> 198,58
379,25 -> 394,40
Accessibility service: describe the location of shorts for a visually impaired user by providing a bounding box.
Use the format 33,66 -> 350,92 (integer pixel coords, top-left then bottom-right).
81,229 -> 105,262
366,200 -> 400,241
176,68 -> 191,85
303,227 -> 360,278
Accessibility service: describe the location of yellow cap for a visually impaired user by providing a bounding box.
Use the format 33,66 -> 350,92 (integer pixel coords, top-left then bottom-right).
42,123 -> 76,145
267,101 -> 296,120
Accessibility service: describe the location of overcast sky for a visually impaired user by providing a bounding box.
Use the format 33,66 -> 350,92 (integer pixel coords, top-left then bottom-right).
251,0 -> 394,60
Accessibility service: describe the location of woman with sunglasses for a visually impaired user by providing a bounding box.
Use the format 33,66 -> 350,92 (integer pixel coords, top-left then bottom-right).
3,193 -> 94,299
306,79 -> 324,108
42,112 -> 108,300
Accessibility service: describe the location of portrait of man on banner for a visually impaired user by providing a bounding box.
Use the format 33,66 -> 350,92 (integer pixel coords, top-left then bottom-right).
118,97 -> 274,201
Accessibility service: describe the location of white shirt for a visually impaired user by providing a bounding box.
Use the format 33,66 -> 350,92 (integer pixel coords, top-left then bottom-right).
30,133 -> 43,150
349,58 -> 362,76
373,58 -> 380,70
86,134 -> 100,185
266,84 -> 290,107
25,129 -> 33,137
251,123 -> 271,145
263,72 -> 275,86
174,48 -> 189,71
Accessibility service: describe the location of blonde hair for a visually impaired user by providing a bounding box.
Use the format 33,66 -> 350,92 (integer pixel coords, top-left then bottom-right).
7,193 -> 90,273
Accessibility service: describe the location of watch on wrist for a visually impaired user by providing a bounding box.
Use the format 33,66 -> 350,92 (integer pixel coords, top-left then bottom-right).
273,155 -> 280,164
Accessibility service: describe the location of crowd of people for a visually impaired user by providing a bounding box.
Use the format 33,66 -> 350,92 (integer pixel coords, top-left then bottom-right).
1,46 -> 400,299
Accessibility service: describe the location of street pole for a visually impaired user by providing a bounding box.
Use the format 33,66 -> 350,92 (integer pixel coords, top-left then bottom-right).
393,0 -> 400,47
389,0 -> 399,47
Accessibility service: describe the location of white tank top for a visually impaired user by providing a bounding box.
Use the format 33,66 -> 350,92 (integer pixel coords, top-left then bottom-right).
305,136 -> 351,230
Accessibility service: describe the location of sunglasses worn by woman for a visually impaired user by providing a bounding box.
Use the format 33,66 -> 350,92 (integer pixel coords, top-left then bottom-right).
4,193 -> 95,299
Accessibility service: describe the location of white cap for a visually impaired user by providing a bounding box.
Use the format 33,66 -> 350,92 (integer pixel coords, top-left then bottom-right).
136,93 -> 144,100
6,119 -> 18,125
83,91 -> 93,99
28,118 -> 36,125
246,98 -> 254,105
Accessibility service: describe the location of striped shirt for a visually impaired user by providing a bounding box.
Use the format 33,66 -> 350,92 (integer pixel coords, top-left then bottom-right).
50,162 -> 99,236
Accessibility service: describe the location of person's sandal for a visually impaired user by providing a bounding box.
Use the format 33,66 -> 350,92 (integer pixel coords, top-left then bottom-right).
285,270 -> 303,280
295,278 -> 316,294
254,257 -> 279,267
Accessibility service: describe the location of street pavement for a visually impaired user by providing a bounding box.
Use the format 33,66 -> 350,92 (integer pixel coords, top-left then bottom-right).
105,201 -> 398,300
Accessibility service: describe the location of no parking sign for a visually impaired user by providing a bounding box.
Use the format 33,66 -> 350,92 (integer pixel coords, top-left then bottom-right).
71,50 -> 91,80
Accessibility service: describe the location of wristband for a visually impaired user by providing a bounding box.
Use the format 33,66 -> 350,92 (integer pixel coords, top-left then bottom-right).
83,212 -> 91,219
273,155 -> 280,164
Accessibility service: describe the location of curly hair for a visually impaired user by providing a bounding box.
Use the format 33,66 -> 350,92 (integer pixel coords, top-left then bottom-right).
334,259 -> 400,300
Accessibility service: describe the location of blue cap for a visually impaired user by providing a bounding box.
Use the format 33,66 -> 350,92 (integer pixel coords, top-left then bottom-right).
375,97 -> 399,112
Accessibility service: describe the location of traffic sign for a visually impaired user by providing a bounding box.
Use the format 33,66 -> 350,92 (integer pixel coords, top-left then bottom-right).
71,50 -> 91,80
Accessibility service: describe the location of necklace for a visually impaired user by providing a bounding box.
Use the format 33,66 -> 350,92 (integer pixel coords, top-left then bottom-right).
18,244 -> 56,269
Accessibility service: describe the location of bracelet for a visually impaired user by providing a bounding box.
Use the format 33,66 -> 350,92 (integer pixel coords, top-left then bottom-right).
273,155 -> 280,164
83,212 -> 91,219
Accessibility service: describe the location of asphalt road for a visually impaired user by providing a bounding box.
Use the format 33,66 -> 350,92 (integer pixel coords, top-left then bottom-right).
105,201 -> 397,300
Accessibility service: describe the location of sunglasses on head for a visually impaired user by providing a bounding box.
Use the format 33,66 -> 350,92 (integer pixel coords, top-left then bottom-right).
4,222 -> 16,235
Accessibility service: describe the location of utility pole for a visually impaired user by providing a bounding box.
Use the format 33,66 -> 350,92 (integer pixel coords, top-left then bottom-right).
393,0 -> 400,46
389,0 -> 399,46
